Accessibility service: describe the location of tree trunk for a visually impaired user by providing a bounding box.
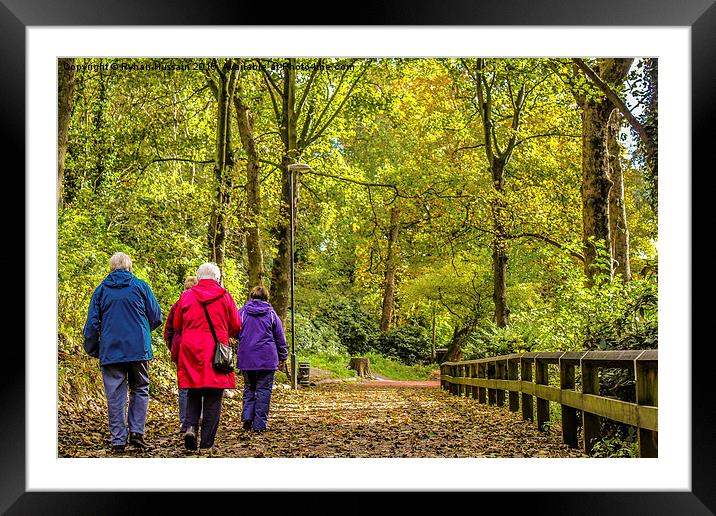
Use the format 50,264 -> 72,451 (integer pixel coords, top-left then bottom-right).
491,159 -> 510,328
643,58 -> 658,213
265,58 -> 361,324
380,205 -> 401,332
270,60 -> 298,325
431,303 -> 436,361
444,325 -> 468,363
57,58 -> 75,209
608,114 -> 631,281
492,239 -> 510,327
349,357 -> 372,378
472,59 -> 524,329
207,66 -> 238,268
579,58 -> 632,284
234,77 -> 265,290
581,97 -> 613,282
91,70 -> 107,195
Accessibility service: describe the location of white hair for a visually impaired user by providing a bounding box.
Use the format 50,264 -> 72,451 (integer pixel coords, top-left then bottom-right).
196,262 -> 221,282
109,252 -> 132,271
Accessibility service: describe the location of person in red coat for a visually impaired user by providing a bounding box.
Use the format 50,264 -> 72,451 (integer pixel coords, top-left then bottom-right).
172,263 -> 241,451
163,275 -> 198,433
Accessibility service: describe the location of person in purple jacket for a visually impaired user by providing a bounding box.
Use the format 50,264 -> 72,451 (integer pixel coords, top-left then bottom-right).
236,285 -> 287,432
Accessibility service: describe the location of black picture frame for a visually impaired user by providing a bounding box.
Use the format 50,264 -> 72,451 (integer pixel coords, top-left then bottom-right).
4,0 -> 712,513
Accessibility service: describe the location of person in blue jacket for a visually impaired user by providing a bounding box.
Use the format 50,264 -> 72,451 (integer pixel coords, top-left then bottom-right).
83,252 -> 162,453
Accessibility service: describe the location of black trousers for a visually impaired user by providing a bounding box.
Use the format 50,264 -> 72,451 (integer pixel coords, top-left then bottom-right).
185,387 -> 224,448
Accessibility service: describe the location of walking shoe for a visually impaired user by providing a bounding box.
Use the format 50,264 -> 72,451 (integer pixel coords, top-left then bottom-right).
242,420 -> 252,431
184,426 -> 198,450
112,444 -> 126,454
129,432 -> 151,450
199,445 -> 217,455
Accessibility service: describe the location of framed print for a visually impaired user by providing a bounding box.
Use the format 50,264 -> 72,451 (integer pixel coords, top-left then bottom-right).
5,0 -> 713,513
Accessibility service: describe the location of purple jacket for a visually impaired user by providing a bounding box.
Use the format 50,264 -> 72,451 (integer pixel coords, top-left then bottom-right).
236,299 -> 288,370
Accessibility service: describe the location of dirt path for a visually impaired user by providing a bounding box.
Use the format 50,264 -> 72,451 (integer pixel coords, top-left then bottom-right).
58,379 -> 585,458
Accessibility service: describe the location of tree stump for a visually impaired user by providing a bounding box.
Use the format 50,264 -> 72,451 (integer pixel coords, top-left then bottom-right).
349,357 -> 371,377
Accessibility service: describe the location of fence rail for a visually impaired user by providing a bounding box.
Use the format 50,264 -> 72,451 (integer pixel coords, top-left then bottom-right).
440,350 -> 657,457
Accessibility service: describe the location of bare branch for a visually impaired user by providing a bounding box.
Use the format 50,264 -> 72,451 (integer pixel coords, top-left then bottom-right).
141,157 -> 214,173
305,61 -> 369,148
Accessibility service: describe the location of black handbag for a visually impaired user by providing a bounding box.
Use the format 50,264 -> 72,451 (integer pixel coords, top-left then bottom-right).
201,301 -> 236,374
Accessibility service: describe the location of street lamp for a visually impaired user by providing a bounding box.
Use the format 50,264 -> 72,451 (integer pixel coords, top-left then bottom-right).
286,162 -> 312,390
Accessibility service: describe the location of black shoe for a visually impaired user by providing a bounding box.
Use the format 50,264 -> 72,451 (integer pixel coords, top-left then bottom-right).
252,427 -> 266,433
129,432 -> 150,450
112,444 -> 126,454
184,426 -> 197,450
242,420 -> 252,431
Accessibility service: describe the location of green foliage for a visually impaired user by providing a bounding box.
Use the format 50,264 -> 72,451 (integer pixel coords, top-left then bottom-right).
462,321 -> 536,359
315,299 -> 380,356
501,246 -> 658,353
375,324 -> 434,364
292,312 -> 347,356
590,430 -> 639,458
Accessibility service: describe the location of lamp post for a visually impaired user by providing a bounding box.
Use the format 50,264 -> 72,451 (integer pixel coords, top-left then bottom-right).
286,162 -> 311,390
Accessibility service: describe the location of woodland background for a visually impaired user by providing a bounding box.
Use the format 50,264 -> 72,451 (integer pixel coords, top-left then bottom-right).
57,57 -> 658,456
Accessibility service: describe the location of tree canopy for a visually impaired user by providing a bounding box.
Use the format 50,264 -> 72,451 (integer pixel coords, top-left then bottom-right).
58,57 -> 658,365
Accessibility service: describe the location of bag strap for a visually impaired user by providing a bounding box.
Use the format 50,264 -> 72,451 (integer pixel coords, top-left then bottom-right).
200,299 -> 220,344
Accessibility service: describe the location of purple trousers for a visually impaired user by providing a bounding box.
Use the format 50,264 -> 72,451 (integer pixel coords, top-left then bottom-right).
241,370 -> 275,431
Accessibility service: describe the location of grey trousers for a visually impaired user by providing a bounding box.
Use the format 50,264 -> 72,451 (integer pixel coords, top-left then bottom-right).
100,361 -> 150,446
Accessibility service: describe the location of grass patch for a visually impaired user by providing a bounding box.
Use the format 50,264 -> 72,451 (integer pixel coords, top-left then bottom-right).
297,352 -> 356,379
281,352 -> 438,382
365,352 -> 437,381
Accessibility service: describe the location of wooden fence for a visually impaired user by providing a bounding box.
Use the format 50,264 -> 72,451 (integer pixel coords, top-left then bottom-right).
440,350 -> 657,457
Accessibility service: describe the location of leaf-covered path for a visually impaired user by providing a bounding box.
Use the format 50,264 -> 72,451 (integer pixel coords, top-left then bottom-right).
59,379 -> 586,458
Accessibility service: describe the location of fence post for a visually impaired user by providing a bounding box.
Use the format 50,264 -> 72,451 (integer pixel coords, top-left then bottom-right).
487,361 -> 497,405
470,364 -> 479,399
496,360 -> 506,407
478,362 -> 487,404
635,353 -> 658,457
560,358 -> 579,448
582,359 -> 601,454
461,364 -> 467,397
535,357 -> 550,431
508,358 -> 519,413
456,365 -> 462,397
521,357 -> 533,421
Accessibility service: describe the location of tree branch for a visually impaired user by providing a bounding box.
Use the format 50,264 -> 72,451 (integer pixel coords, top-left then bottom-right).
142,157 -> 214,172
507,232 -> 585,262
572,58 -> 655,160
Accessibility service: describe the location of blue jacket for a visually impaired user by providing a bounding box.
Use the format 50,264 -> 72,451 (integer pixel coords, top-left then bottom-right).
237,299 -> 288,370
83,270 -> 162,366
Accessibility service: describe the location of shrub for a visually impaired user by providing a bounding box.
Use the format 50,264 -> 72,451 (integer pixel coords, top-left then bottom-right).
291,312 -> 347,356
375,324 -> 432,364
314,299 -> 379,355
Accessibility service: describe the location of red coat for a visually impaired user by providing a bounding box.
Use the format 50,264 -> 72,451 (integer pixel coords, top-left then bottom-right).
164,301 -> 182,363
173,279 -> 241,389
